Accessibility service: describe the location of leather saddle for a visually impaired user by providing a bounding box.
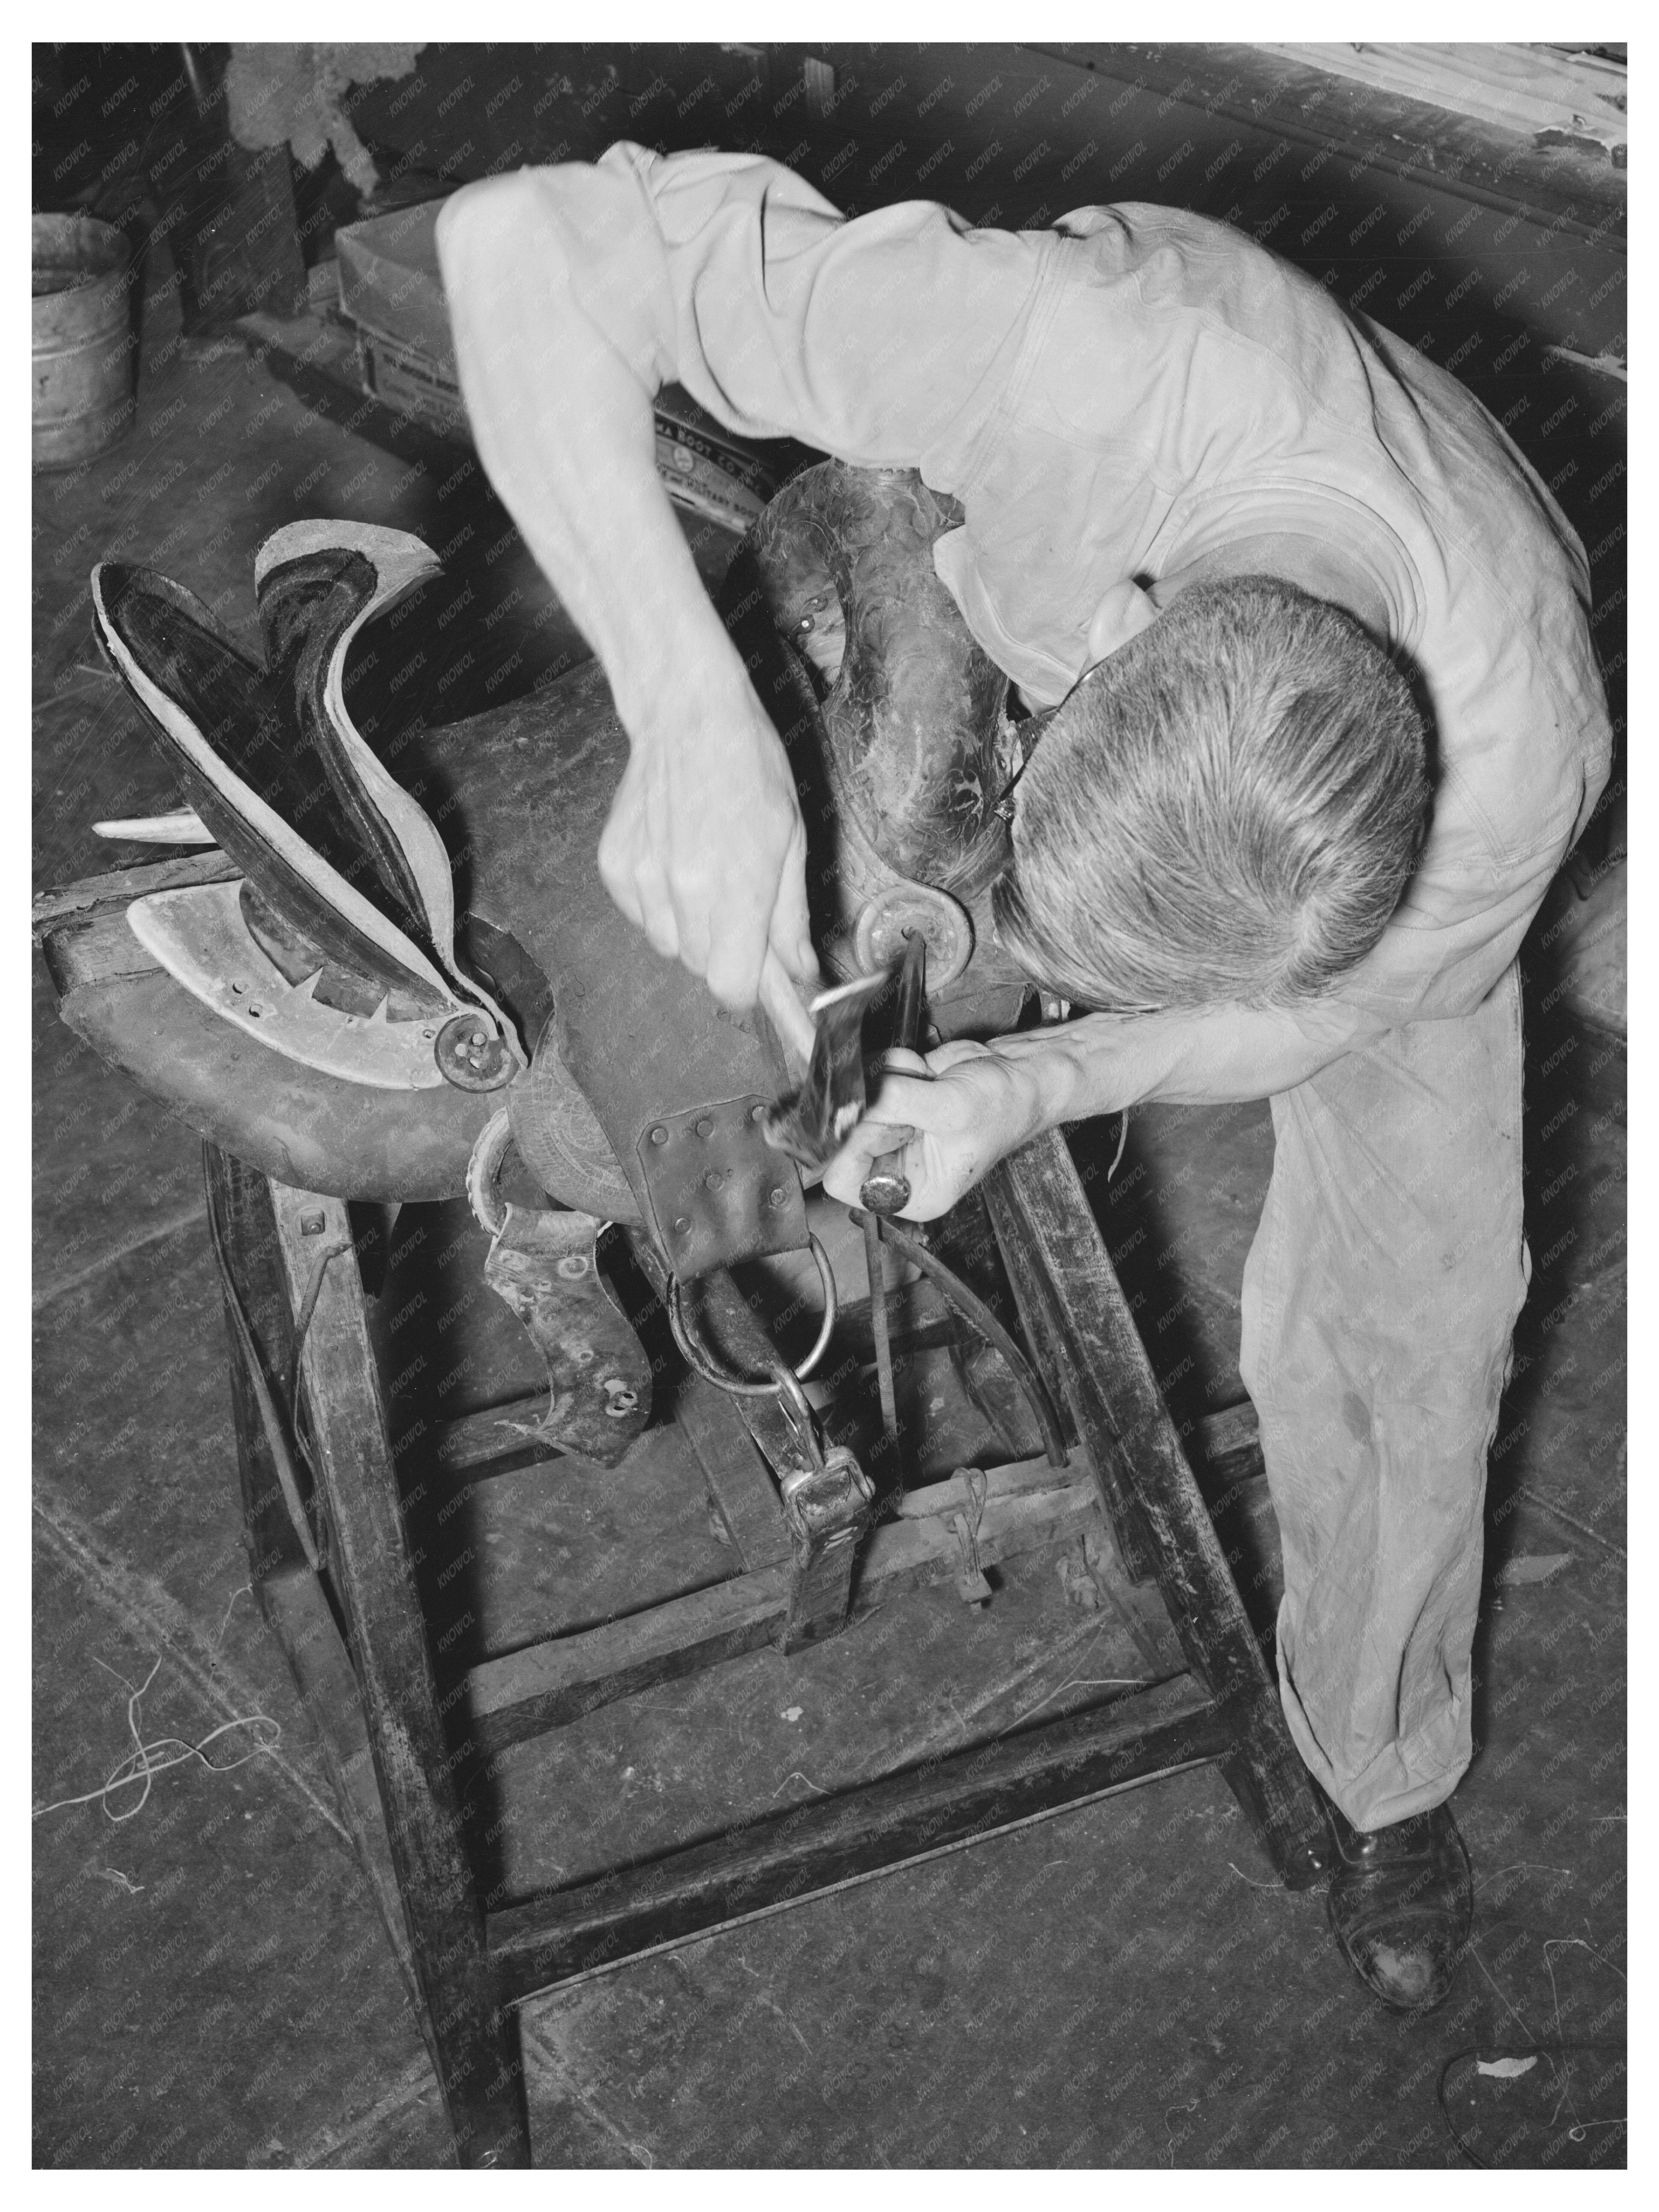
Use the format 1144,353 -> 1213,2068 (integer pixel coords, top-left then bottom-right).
51,462 -> 1031,1463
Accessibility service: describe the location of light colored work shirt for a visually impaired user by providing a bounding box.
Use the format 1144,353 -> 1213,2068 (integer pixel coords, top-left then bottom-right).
534,143 -> 1612,1042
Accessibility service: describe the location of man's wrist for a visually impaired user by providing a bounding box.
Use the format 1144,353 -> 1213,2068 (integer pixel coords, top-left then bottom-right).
986,1038 -> 1077,1145
989,1016 -> 1175,1123
613,597 -> 743,748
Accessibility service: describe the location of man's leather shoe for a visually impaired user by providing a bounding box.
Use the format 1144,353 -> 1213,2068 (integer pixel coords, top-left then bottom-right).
1324,1796 -> 1472,2011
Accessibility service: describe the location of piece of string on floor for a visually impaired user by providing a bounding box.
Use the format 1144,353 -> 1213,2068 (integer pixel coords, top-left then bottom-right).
1474,1861 -> 1573,1891
1435,2043 -> 1625,2169
770,1769 -> 832,1799
1225,1861 -> 1296,1893
1542,1937 -> 1626,2140
1016,1673 -> 1148,1724
31,1655 -> 280,1825
1439,1935 -> 1625,2167
92,1865 -> 144,1895
209,1583 -> 252,1654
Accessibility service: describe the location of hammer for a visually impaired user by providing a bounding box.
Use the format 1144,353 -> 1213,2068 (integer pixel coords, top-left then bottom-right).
758,955 -> 897,1172
757,935 -> 933,1194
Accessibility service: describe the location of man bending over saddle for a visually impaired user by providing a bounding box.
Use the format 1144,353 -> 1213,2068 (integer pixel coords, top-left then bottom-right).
435,146 -> 1611,2012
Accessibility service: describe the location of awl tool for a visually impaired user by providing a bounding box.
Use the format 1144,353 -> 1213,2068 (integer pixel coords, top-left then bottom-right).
854,931 -> 930,1447
858,930 -> 932,1216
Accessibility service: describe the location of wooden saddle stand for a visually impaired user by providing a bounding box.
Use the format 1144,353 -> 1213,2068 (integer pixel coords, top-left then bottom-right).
36,474 -> 1331,2167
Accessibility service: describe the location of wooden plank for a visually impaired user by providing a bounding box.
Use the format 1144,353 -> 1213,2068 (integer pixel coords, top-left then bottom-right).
1192,1399 -> 1266,1492
259,1564 -> 428,2036
38,907 -> 164,997
1014,41 -> 1623,247
875,1461 -> 1180,1683
906,1169 -> 1177,1673
206,1145 -> 315,1587
31,848 -> 239,936
982,1133 -> 1329,1888
463,1452 -> 1117,1755
985,1140 -> 1252,1695
857,1476 -> 1103,1596
470,1566 -> 791,1749
488,1672 -> 1224,1999
929,1186 -> 1148,1576
265,1181 -> 528,2168
432,1396 -> 562,1478
1196,1398 -> 1261,1461
206,1140 -> 470,2030
1258,41 -> 1628,150
890,1458 -> 1084,1521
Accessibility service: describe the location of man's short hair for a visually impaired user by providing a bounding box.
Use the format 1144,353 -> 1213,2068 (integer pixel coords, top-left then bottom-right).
991,576 -> 1431,1013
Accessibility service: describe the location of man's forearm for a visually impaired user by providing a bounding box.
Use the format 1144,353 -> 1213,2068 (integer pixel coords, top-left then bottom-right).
436,167 -> 817,1007
435,172 -> 741,737
987,1000 -> 1365,1126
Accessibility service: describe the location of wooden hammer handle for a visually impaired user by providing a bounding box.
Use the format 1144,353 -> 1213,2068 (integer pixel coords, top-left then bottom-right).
757,948 -> 820,1077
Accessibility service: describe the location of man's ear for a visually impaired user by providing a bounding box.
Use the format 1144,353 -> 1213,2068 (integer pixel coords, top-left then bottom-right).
1085,579 -> 1159,666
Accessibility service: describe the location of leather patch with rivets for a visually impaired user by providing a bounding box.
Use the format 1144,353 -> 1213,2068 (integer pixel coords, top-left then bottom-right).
636,1096 -> 810,1281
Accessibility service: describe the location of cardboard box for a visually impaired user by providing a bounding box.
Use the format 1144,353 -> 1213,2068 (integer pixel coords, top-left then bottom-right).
354,327 -> 469,443
336,200 -> 458,375
335,198 -> 782,531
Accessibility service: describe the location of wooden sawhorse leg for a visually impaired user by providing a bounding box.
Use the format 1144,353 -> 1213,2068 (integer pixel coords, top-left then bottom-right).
206,1147 -> 530,2168
983,1131 -> 1331,1888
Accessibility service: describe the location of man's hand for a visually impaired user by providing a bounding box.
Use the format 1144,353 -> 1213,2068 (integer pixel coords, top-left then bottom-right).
821,1041 -> 1050,1220
821,1005 -> 1342,1213
597,653 -> 818,1011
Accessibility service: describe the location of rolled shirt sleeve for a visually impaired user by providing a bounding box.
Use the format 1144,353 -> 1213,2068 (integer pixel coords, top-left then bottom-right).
537,141 -> 1039,467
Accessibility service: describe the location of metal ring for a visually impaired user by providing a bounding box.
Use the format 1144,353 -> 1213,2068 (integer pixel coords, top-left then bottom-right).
666,1232 -> 839,1397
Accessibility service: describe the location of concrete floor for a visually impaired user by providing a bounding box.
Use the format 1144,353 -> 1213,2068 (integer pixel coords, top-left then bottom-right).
33,254 -> 1625,2169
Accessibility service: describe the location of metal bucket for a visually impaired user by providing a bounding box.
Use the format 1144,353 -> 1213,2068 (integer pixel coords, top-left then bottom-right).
33,213 -> 137,471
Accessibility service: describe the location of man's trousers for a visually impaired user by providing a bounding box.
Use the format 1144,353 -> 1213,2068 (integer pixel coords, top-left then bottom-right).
1239,964 -> 1529,1832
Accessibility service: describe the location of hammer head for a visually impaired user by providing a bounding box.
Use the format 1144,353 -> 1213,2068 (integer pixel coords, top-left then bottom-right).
761,968 -> 895,1172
